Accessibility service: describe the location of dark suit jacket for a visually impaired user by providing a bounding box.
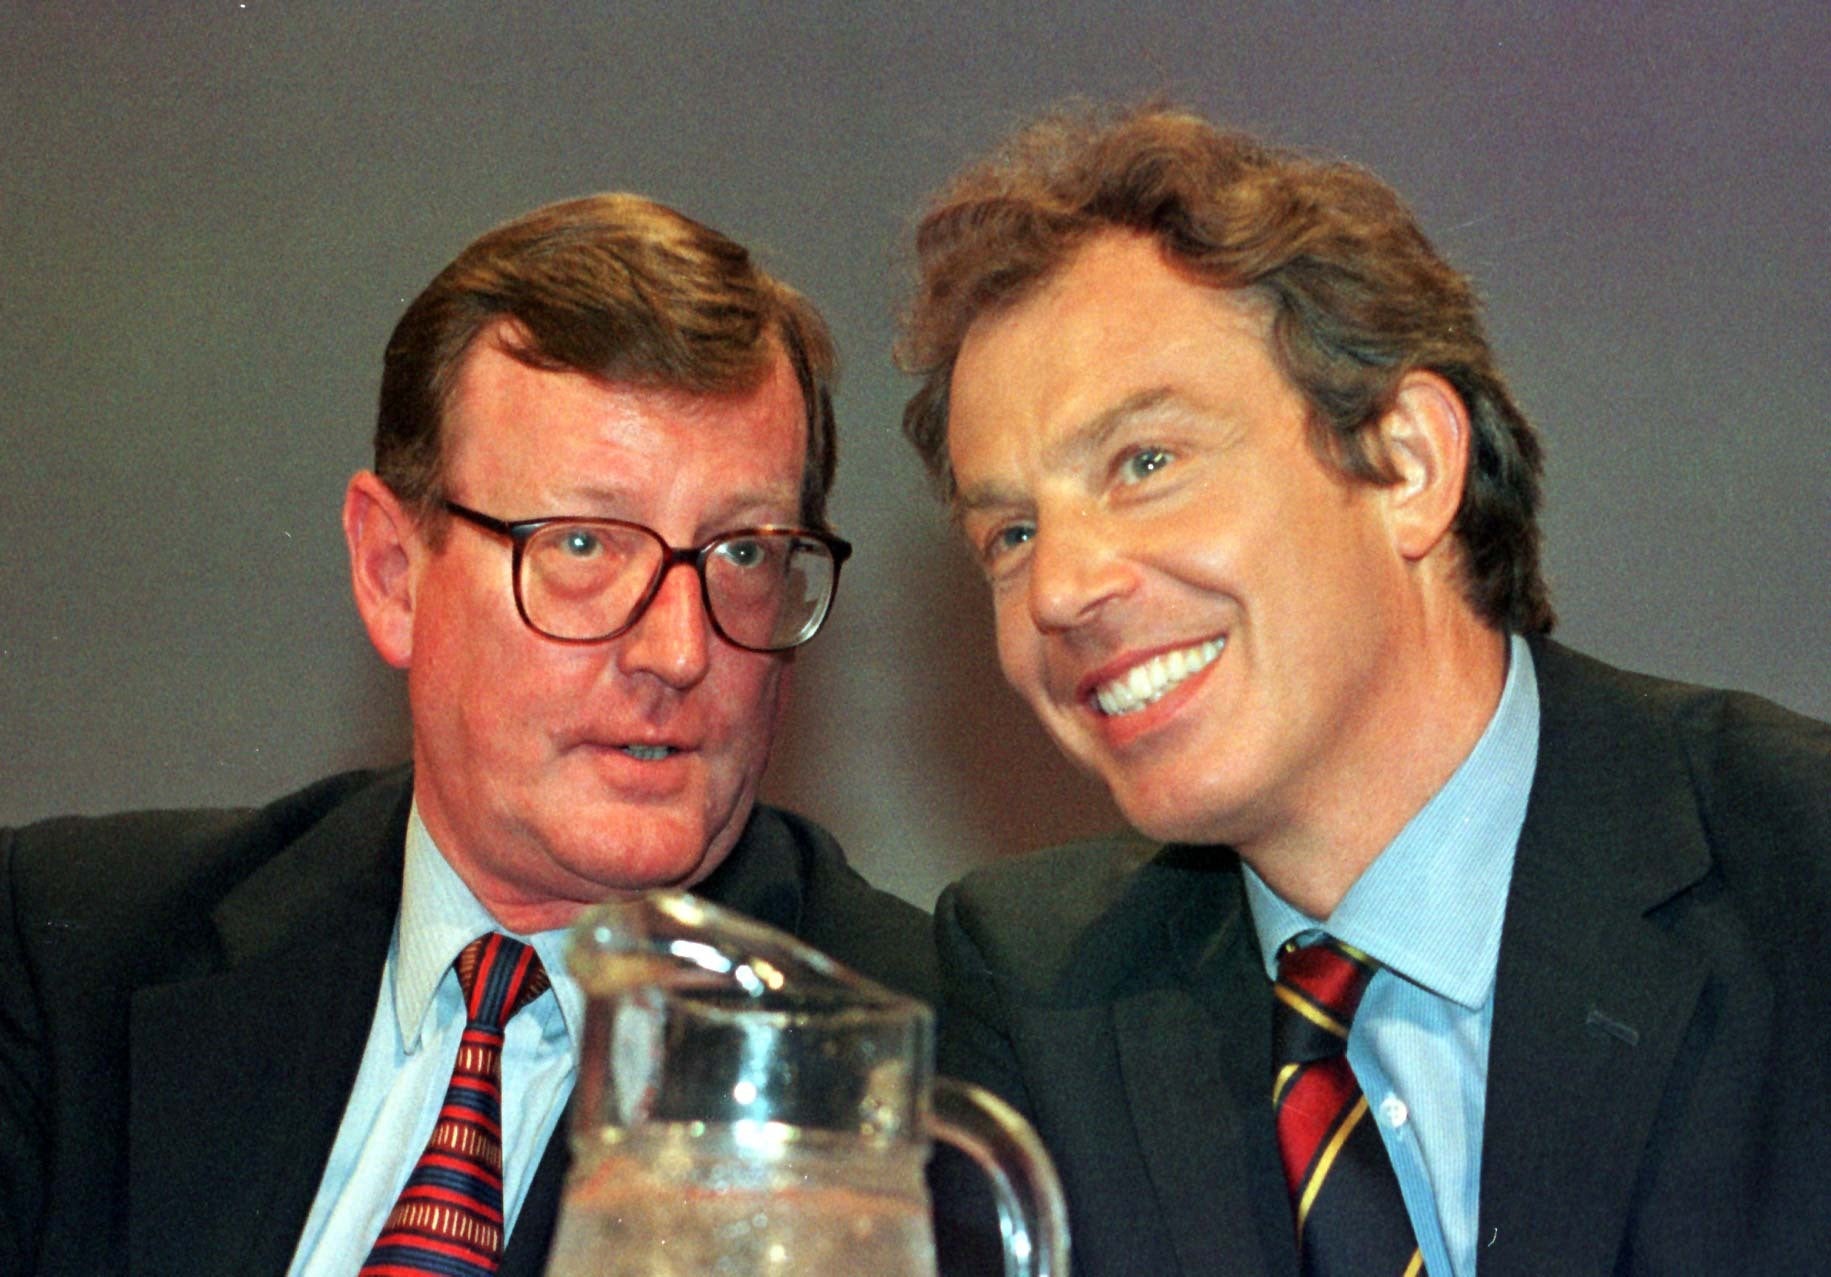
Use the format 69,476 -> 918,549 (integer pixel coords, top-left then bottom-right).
935,640 -> 1831,1276
0,766 -> 937,1276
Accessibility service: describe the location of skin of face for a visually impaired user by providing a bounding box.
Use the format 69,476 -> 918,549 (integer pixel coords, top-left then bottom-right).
947,232 -> 1501,911
344,324 -> 807,933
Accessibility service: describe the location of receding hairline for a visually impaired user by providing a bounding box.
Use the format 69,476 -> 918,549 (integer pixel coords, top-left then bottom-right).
439,313 -> 809,453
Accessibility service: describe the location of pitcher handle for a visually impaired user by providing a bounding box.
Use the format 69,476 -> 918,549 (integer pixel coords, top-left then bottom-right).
929,1078 -> 1071,1277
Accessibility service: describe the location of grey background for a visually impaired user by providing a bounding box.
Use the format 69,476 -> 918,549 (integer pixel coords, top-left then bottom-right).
4,3 -> 1826,908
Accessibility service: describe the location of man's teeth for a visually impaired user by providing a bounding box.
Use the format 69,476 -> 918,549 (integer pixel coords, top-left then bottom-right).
621,744 -> 673,761
1094,639 -> 1224,716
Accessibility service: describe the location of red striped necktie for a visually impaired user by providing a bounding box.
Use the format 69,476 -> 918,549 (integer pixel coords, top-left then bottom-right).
360,933 -> 550,1277
1272,937 -> 1425,1277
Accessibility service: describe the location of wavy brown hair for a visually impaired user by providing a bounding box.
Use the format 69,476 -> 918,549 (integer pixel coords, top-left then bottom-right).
377,192 -> 839,533
898,105 -> 1552,634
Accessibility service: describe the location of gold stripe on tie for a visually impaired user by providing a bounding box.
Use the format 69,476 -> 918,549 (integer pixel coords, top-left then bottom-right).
1273,981 -> 1350,1039
1333,940 -> 1375,967
1272,1061 -> 1302,1106
1296,1094 -> 1371,1235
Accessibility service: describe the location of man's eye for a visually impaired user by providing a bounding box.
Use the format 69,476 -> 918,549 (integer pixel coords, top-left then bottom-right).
1118,446 -> 1174,484
715,538 -> 768,569
982,522 -> 1035,565
557,528 -> 602,558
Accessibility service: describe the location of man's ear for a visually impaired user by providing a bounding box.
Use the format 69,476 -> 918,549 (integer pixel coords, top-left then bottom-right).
343,470 -> 421,669
1375,370 -> 1471,562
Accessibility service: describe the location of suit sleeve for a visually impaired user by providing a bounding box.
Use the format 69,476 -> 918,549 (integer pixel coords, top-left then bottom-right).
0,828 -> 49,1276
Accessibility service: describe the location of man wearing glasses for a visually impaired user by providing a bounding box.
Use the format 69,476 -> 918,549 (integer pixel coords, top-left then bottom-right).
0,193 -> 933,1276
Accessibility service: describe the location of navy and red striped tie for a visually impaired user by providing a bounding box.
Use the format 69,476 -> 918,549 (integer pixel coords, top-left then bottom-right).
360,932 -> 550,1277
1272,937 -> 1425,1277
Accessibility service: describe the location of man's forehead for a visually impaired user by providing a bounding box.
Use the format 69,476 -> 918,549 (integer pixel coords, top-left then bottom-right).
443,334 -> 804,515
447,329 -> 801,439
945,243 -> 1283,486
950,386 -> 1190,514
455,320 -> 792,406
954,232 -> 1274,361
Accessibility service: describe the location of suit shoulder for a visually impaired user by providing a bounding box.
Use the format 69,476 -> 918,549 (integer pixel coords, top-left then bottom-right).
747,804 -> 939,1005
1551,644 -> 1829,833
1539,642 -> 1826,752
1666,686 -> 1829,811
1666,688 -> 1831,913
1536,641 -> 1830,913
2,768 -> 398,951
948,833 -> 1160,927
940,833 -> 1213,997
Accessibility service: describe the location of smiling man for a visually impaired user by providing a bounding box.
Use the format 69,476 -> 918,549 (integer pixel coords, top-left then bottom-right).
900,106 -> 1830,1277
1,194 -> 934,1277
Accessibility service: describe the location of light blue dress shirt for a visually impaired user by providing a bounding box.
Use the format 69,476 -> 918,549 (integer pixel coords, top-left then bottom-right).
286,807 -> 587,1275
1244,635 -> 1538,1277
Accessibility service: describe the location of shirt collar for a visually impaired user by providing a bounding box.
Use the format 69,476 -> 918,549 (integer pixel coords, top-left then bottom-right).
1244,633 -> 1539,1010
394,804 -> 587,1053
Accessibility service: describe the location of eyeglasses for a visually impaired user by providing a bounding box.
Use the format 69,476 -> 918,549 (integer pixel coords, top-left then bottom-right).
441,500 -> 852,652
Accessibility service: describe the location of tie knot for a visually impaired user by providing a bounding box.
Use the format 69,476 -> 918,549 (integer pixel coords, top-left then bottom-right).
453,932 -> 550,1030
1273,937 -> 1378,1062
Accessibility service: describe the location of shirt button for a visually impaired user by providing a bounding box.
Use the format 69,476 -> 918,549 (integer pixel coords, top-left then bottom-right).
1380,1096 -> 1409,1128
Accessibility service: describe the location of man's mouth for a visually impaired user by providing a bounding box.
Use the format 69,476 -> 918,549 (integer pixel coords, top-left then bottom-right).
618,744 -> 678,761
1092,638 -> 1224,717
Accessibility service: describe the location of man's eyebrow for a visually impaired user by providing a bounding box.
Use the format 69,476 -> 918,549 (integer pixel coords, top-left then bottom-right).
953,386 -> 1182,516
712,489 -> 806,528
953,476 -> 1026,517
695,478 -> 802,512
550,483 -> 634,514
602,478 -> 797,510
1045,386 -> 1180,471
511,482 -> 801,531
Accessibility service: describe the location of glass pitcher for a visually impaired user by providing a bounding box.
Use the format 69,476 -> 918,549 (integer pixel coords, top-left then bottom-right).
546,890 -> 1070,1277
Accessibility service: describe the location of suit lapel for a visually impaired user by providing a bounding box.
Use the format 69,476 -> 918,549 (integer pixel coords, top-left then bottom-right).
128,773 -> 410,1277
1476,644 -> 1712,1277
1112,859 -> 1295,1277
498,1120 -> 572,1276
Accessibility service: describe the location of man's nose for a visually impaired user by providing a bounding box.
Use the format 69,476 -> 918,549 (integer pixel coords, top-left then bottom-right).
615,560 -> 712,689
1025,511 -> 1135,633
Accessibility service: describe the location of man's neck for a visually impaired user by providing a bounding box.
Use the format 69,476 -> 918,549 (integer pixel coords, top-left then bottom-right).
1242,619 -> 1511,919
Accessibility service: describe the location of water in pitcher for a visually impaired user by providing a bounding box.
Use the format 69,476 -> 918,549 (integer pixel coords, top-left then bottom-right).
545,1124 -> 939,1277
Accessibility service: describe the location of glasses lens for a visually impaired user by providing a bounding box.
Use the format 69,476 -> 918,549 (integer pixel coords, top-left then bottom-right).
520,521 -> 662,640
704,531 -> 837,650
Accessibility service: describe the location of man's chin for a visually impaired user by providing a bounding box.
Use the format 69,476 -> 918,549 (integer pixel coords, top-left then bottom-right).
528,781 -> 757,894
561,849 -> 711,899
542,820 -> 726,899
